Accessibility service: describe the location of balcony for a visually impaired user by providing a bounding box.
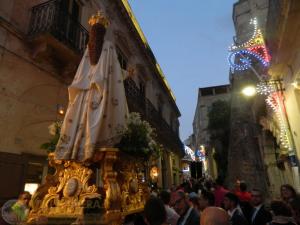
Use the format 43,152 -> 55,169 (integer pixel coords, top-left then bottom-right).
124,78 -> 183,155
28,0 -> 89,77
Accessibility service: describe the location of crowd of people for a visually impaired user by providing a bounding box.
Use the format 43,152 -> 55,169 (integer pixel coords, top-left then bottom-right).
140,177 -> 300,225
1,178 -> 300,225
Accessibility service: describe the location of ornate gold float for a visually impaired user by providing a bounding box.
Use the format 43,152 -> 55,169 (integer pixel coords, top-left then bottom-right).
27,149 -> 149,224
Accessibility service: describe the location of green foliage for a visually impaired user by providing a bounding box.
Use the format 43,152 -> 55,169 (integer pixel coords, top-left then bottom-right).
207,100 -> 231,180
40,121 -> 62,153
116,112 -> 162,160
208,100 -> 231,131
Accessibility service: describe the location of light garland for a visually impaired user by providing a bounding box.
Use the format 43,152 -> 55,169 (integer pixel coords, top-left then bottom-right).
256,81 -> 275,95
184,145 -> 195,161
228,49 -> 269,71
227,18 -> 292,150
255,81 -> 292,150
265,92 -> 291,149
228,18 -> 271,71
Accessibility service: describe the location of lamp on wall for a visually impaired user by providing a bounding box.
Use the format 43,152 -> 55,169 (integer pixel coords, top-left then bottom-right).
150,166 -> 159,180
57,104 -> 65,115
241,85 -> 257,97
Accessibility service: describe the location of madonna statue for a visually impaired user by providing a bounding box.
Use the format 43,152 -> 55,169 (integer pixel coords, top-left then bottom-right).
55,12 -> 128,161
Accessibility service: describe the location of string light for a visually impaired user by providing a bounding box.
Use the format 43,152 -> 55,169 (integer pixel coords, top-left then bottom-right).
228,18 -> 271,71
228,49 -> 269,71
227,18 -> 291,150
265,92 -> 291,149
256,82 -> 275,95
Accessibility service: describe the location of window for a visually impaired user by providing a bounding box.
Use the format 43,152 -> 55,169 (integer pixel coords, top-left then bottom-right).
59,0 -> 80,20
116,47 -> 128,70
58,0 -> 81,45
215,86 -> 228,94
200,88 -> 213,96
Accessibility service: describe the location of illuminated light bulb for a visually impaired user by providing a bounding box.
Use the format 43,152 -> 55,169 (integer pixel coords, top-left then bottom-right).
242,86 -> 256,97
57,104 -> 65,115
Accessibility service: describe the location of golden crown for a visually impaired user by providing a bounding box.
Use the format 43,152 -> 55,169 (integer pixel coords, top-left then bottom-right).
88,11 -> 109,27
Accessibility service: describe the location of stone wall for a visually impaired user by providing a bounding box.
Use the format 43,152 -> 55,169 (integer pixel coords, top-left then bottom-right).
227,0 -> 270,192
0,0 -> 181,197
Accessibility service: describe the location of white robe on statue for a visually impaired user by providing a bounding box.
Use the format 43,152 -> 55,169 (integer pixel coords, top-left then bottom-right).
55,40 -> 128,161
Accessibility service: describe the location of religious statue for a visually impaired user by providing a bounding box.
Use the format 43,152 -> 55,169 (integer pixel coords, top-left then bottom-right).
55,12 -> 129,162
27,12 -> 149,224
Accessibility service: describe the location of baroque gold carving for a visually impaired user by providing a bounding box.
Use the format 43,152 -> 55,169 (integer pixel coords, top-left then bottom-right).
99,148 -> 121,212
28,153 -> 100,222
116,153 -> 149,216
28,149 -> 150,224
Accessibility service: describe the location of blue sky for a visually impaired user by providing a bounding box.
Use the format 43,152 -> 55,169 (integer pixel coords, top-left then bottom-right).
128,0 -> 236,140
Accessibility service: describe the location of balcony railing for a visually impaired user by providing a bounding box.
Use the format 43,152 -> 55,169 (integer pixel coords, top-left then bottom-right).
124,77 -> 146,116
28,0 -> 88,54
124,78 -> 183,153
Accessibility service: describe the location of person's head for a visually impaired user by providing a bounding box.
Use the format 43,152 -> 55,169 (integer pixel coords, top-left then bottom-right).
270,200 -> 292,217
205,180 -> 212,191
170,185 -> 176,192
280,184 -> 297,202
234,180 -> 241,191
251,189 -> 264,207
223,193 -> 239,211
159,190 -> 171,205
239,181 -> 247,192
215,177 -> 224,187
199,190 -> 215,211
188,192 -> 200,210
200,207 -> 230,225
173,190 -> 189,216
289,195 -> 300,224
18,191 -> 31,206
144,197 -> 166,225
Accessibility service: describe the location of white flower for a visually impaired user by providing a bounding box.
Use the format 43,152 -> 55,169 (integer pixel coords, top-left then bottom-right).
48,123 -> 57,136
48,121 -> 62,136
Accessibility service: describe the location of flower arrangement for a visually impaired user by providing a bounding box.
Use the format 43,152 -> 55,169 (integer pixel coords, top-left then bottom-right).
40,121 -> 62,153
116,112 -> 162,159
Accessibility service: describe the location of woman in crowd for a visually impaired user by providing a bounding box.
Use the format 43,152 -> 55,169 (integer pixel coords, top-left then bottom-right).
268,200 -> 297,225
281,184 -> 297,204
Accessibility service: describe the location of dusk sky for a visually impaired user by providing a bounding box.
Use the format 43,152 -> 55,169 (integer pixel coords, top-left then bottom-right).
128,0 -> 236,141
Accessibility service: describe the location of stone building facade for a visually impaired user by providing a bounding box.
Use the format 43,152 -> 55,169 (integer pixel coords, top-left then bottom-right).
193,85 -> 231,179
261,0 -> 300,194
0,0 -> 183,204
227,0 -> 300,197
226,0 -> 270,192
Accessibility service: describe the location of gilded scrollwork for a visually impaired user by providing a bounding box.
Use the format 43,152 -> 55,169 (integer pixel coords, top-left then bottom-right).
28,154 -> 100,222
28,149 -> 150,224
115,153 -> 149,216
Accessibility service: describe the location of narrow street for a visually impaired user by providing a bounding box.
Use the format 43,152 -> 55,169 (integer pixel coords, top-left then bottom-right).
0,0 -> 299,225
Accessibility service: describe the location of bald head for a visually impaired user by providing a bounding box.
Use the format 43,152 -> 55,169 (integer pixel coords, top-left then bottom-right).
200,207 -> 230,225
